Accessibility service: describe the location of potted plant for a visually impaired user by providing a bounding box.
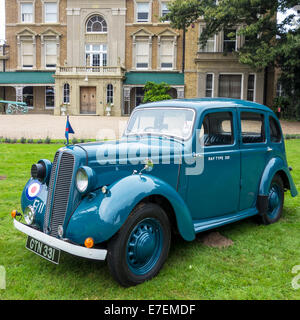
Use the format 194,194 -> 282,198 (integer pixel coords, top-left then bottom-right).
60,103 -> 68,116
105,103 -> 113,116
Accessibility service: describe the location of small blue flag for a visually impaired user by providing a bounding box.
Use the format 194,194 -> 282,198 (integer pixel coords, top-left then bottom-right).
65,115 -> 75,145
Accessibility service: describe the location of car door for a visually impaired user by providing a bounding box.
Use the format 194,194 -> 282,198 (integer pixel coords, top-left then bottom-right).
185,109 -> 241,220
238,109 -> 269,211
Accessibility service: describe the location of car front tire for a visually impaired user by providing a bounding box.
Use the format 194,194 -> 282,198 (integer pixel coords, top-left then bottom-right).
107,203 -> 171,287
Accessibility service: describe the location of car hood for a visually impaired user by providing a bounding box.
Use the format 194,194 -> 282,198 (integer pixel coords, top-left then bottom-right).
68,136 -> 185,188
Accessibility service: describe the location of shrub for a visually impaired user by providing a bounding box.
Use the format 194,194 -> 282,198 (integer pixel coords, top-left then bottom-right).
20,137 -> 27,144
44,136 -> 51,144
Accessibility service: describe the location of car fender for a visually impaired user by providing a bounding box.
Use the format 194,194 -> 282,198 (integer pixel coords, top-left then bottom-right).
259,157 -> 298,197
66,174 -> 195,245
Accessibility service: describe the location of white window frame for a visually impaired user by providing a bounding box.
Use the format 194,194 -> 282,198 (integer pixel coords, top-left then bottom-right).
20,2 -> 34,23
135,40 -> 150,70
159,38 -> 175,70
218,73 -> 244,100
223,28 -> 237,52
45,86 -> 55,109
205,73 -> 214,98
43,1 -> 58,23
136,2 -> 151,23
85,44 -> 108,67
63,83 -> 70,104
21,41 -> 34,69
247,74 -> 256,102
161,1 -> 170,21
44,40 -> 57,69
86,15 -> 108,34
199,26 -> 216,53
106,84 -> 114,104
276,82 -> 284,97
23,86 -> 34,109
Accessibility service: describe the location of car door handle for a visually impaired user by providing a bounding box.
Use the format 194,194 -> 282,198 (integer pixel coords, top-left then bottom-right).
192,152 -> 204,158
267,147 -> 273,152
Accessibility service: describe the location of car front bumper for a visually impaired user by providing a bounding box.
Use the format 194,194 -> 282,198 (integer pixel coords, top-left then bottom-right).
13,219 -> 107,261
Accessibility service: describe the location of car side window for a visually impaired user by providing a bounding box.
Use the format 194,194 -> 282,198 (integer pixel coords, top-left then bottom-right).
241,112 -> 265,144
199,112 -> 234,146
269,116 -> 282,143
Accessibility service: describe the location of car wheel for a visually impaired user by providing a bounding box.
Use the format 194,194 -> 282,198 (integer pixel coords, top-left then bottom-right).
259,174 -> 284,225
107,203 -> 171,287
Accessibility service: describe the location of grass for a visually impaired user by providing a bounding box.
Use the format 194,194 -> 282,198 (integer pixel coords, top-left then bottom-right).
0,142 -> 299,300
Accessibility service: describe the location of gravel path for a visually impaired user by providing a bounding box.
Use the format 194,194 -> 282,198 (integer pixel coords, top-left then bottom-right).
0,115 -> 130,140
0,115 -> 299,140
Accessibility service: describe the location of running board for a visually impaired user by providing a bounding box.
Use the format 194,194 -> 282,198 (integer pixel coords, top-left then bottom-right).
193,208 -> 258,234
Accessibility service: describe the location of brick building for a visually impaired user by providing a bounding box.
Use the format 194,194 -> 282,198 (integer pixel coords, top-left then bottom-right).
1,0 -> 67,113
0,0 -> 277,115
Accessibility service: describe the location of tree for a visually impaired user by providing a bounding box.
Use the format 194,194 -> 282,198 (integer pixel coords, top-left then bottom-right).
164,0 -> 300,118
142,82 -> 172,103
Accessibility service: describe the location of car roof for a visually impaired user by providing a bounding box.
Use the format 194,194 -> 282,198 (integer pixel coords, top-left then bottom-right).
135,98 -> 272,113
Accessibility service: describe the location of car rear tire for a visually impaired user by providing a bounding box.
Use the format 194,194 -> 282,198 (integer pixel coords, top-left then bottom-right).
258,174 -> 284,225
107,203 -> 171,287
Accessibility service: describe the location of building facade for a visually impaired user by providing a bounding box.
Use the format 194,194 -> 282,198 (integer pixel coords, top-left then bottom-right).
1,0 -> 277,116
123,0 -> 185,115
184,22 -> 273,105
54,0 -> 127,116
1,0 -> 67,113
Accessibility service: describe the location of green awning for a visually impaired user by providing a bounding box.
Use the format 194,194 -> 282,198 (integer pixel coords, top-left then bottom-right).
124,72 -> 184,86
0,72 -> 55,84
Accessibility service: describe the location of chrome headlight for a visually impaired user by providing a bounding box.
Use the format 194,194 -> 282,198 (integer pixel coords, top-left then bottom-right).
75,166 -> 96,194
24,206 -> 35,225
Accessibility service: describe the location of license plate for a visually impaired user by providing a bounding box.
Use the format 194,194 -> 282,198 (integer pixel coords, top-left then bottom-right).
26,236 -> 60,264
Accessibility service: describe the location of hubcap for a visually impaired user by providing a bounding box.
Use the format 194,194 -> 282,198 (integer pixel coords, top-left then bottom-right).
267,184 -> 282,219
126,218 -> 163,275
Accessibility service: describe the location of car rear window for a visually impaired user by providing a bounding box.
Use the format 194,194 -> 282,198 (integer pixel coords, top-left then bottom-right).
269,116 -> 282,143
241,112 -> 265,144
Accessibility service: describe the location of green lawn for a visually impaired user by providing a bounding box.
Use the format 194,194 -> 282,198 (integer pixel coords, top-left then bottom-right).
0,142 -> 299,300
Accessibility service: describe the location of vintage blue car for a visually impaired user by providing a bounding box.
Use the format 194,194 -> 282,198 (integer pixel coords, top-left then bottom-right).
12,98 -> 298,287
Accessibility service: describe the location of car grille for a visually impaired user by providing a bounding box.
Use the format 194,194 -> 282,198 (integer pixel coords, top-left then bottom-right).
43,151 -> 75,237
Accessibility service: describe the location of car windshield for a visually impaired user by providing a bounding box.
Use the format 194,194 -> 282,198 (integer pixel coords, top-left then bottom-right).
125,108 -> 195,140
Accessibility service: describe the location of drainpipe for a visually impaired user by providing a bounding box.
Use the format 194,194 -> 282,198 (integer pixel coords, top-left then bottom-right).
263,66 -> 268,106
2,42 -> 6,113
182,29 -> 186,73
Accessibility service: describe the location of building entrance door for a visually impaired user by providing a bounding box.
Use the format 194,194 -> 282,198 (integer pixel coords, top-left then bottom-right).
80,87 -> 96,114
